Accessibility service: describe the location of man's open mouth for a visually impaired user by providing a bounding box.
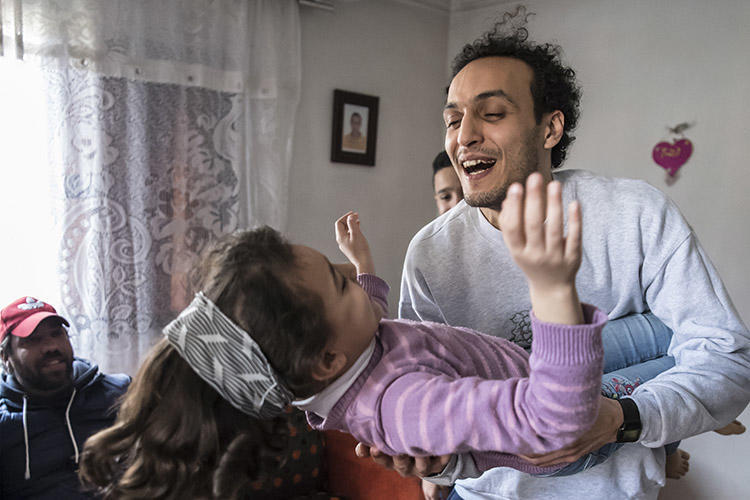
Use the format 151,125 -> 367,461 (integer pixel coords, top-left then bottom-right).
462,158 -> 496,175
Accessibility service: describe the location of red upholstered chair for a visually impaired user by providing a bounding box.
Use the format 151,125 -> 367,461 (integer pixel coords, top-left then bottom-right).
250,407 -> 328,498
324,430 -> 424,500
251,407 -> 423,499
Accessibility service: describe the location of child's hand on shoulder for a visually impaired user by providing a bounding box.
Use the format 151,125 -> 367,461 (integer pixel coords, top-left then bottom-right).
335,211 -> 374,274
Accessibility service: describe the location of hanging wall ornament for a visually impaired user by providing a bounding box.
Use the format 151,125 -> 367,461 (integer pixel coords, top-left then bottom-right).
652,122 -> 694,186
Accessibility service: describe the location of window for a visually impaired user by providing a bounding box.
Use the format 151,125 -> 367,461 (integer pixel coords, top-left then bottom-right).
0,58 -> 61,306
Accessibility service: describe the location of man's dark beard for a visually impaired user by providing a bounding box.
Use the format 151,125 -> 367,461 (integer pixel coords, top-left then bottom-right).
462,129 -> 541,210
464,186 -> 509,210
14,353 -> 74,393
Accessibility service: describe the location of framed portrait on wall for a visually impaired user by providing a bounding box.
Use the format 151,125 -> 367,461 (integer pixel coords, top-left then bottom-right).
331,89 -> 379,166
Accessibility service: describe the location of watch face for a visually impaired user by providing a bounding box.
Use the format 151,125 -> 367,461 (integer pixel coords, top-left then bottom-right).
621,428 -> 641,442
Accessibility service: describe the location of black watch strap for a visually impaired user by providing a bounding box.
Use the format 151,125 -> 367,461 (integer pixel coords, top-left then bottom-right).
615,397 -> 642,443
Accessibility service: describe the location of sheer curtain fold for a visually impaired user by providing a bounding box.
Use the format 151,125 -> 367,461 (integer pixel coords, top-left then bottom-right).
4,0 -> 301,373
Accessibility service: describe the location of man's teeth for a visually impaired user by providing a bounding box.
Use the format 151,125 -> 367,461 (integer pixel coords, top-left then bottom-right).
464,160 -> 486,167
462,159 -> 495,173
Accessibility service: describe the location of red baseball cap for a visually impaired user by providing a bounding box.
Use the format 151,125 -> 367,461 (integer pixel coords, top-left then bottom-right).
0,297 -> 69,343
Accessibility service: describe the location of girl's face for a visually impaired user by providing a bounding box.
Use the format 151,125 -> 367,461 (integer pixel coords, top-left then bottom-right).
292,245 -> 381,376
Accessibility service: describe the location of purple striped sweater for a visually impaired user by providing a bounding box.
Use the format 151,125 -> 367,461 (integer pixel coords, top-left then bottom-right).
306,274 -> 607,474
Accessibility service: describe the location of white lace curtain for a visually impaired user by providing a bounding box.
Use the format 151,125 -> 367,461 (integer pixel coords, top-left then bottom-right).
0,0 -> 301,374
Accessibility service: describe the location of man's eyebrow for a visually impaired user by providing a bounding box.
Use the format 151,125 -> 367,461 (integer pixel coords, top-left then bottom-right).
476,89 -> 516,106
444,89 -> 516,110
436,187 -> 455,195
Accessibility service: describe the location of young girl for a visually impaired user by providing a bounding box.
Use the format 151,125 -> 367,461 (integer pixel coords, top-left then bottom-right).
78,177 -> 704,498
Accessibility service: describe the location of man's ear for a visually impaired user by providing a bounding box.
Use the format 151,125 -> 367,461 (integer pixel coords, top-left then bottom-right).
1,348 -> 13,375
543,110 -> 565,150
310,349 -> 347,382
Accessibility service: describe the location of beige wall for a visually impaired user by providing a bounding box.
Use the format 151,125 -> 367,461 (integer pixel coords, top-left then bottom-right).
288,0 -> 449,308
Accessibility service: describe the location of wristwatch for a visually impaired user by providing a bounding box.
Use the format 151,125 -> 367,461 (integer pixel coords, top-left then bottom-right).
615,397 -> 642,443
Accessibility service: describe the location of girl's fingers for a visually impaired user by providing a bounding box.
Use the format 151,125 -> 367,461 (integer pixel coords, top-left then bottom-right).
337,210 -> 354,223
523,173 -> 546,250
335,218 -> 346,237
347,212 -> 361,236
335,211 -> 355,241
564,201 -> 582,261
500,183 -> 525,249
544,181 -> 563,253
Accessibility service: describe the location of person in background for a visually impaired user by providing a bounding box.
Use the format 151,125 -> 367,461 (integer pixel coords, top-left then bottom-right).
433,151 -> 464,215
0,296 -> 130,499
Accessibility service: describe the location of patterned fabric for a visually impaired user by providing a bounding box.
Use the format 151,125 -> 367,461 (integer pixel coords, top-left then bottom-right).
249,407 -> 330,499
0,0 -> 301,375
47,72 -> 243,374
163,292 -> 293,419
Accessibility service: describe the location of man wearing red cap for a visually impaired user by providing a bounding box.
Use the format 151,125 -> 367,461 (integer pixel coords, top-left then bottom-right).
0,296 -> 130,499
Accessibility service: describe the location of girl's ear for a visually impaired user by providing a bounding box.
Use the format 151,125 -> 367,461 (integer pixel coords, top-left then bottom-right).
310,350 -> 347,382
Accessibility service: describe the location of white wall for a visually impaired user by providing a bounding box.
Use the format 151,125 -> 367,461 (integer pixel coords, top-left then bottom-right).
288,0 -> 449,308
449,1 -> 750,499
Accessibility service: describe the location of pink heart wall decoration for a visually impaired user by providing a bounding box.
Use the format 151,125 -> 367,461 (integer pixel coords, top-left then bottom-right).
652,139 -> 693,176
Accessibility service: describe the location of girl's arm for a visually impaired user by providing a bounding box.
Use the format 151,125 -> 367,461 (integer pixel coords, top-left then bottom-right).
335,211 -> 374,274
335,211 -> 388,318
357,273 -> 389,319
363,308 -> 606,462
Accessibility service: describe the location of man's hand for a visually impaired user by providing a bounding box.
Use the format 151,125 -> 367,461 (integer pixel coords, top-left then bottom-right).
422,479 -> 451,500
519,396 -> 623,467
354,442 -> 450,477
335,211 -> 374,274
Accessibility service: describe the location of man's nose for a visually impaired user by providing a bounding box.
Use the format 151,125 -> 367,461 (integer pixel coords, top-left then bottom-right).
39,337 -> 61,353
457,113 -> 482,147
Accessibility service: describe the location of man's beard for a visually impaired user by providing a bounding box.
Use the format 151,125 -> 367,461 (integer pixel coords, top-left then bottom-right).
462,129 -> 542,210
464,185 -> 510,211
14,353 -> 74,393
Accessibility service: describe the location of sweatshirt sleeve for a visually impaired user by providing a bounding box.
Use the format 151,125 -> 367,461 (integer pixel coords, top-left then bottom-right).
372,306 -> 607,459
633,233 -> 750,446
357,273 -> 389,317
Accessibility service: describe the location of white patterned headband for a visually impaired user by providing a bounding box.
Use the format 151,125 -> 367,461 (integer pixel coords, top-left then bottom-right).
163,292 -> 293,419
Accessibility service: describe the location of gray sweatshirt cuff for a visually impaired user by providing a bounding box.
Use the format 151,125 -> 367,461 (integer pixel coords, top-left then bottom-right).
630,391 -> 661,445
421,453 -> 481,486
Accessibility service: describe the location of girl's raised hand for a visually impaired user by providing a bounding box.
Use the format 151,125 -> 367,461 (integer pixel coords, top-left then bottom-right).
499,173 -> 583,324
335,211 -> 374,274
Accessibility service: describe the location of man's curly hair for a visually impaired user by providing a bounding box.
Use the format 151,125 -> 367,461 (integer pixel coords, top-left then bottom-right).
451,26 -> 581,169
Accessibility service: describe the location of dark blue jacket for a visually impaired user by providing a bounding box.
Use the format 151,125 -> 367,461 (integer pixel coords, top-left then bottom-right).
0,358 -> 130,499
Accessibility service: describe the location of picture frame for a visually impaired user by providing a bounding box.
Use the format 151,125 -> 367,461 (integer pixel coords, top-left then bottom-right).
331,89 -> 379,166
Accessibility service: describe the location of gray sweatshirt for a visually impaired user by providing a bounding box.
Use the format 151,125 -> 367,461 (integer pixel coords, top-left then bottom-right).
399,169 -> 750,499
